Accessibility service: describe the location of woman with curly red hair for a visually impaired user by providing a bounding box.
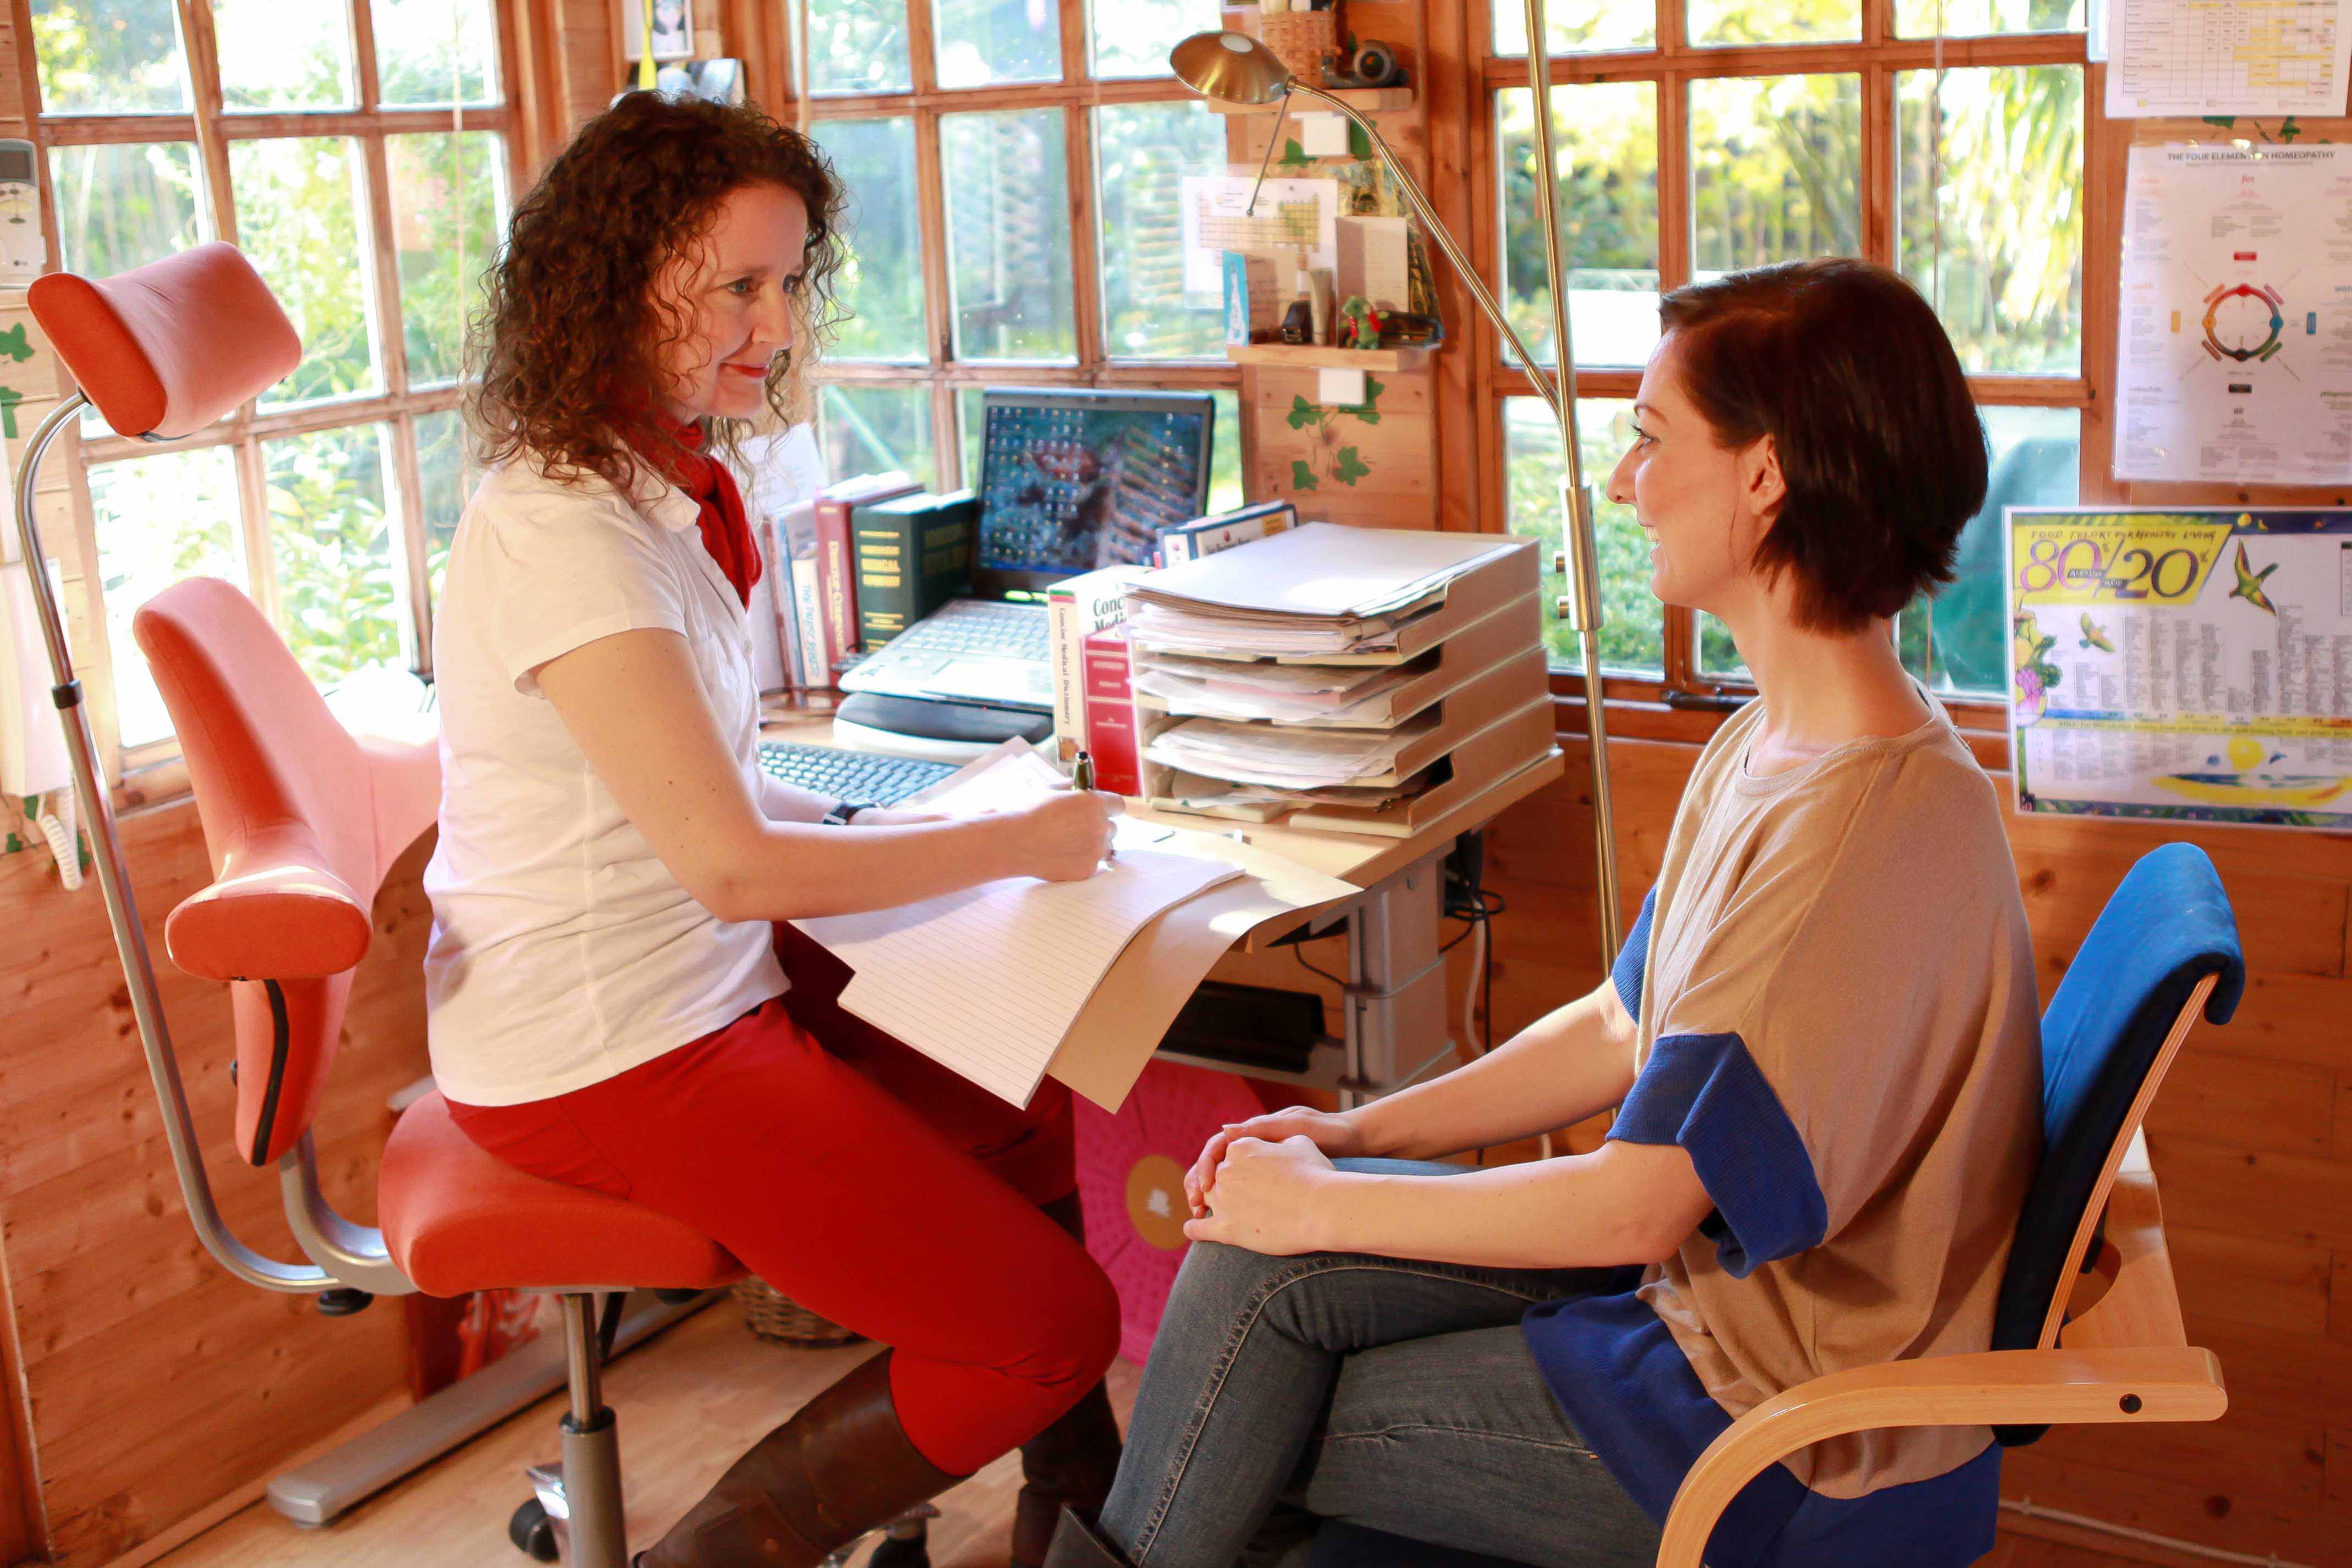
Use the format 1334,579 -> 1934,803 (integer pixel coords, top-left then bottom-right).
430,92 -> 1123,1568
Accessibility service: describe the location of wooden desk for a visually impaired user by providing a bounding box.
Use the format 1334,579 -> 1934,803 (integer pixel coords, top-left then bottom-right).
760,708 -> 1567,1105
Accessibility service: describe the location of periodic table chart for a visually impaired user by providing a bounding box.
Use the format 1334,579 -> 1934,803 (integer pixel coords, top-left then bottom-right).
2107,0 -> 2351,117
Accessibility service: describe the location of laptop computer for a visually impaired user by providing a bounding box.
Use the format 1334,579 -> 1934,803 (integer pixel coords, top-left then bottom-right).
838,387 -> 1215,713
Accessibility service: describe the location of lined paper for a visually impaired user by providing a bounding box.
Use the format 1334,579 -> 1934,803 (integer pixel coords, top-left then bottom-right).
793,848 -> 1239,1107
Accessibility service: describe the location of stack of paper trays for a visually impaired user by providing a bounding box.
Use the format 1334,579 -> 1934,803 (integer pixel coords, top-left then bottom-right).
1124,523 -> 1553,837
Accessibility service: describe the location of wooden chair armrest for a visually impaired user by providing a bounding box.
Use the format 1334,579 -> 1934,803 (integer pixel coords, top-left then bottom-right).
1652,1346 -> 2226,1568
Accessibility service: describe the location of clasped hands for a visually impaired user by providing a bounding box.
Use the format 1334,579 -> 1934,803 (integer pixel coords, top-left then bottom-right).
1180,1105 -> 1362,1256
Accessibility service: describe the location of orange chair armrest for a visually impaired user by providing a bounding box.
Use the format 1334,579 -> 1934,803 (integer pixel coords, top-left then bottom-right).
164,829 -> 371,982
1653,1346 -> 2227,1568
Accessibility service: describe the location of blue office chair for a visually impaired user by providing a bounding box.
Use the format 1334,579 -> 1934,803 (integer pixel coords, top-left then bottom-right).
1312,842 -> 2241,1568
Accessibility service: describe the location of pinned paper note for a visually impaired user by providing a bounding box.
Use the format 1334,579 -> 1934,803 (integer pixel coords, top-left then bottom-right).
1179,174 -> 1338,297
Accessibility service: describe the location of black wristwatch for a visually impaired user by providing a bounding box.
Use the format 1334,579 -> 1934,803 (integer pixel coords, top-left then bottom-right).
820,799 -> 877,826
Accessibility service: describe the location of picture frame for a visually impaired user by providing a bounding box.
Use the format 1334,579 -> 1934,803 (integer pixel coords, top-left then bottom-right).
623,0 -> 695,62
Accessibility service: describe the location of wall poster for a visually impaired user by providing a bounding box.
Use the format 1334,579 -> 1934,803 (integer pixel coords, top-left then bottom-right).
2009,507 -> 2352,828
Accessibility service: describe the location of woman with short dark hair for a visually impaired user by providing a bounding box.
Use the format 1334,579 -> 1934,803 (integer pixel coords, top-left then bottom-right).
1043,258 -> 2040,1568
432,92 -> 1125,1568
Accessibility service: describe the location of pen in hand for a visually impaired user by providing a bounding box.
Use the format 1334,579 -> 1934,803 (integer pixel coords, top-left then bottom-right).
1070,750 -> 1115,863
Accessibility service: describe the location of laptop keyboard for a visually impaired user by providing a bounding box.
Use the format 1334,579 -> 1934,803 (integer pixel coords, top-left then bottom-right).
888,599 -> 1050,662
756,741 -> 959,806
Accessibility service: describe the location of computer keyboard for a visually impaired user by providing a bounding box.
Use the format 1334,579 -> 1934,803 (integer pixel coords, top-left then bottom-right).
888,599 -> 1050,662
756,741 -> 959,806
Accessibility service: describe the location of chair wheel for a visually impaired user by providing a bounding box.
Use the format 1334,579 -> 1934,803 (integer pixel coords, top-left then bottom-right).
509,1498 -> 560,1563
867,1525 -> 931,1568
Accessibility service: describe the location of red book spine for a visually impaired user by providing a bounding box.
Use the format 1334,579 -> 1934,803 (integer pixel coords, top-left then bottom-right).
811,496 -> 862,664
1081,626 -> 1141,796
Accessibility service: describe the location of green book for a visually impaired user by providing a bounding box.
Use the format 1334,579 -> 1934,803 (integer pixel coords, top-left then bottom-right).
854,489 -> 977,648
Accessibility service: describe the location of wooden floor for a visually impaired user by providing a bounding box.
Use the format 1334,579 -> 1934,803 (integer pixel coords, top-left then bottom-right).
151,1299 -> 2144,1568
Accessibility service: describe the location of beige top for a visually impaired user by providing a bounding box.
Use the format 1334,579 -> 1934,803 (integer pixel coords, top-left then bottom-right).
1627,691 -> 2041,1498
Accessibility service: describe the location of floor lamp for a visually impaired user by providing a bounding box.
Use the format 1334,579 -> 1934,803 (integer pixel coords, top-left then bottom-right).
1172,13 -> 1624,965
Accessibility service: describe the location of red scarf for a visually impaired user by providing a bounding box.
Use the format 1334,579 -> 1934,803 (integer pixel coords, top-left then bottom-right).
638,414 -> 762,609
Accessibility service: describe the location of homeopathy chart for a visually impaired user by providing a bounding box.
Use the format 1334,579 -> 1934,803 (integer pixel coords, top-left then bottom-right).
2009,508 -> 2352,828
2113,144 -> 2352,486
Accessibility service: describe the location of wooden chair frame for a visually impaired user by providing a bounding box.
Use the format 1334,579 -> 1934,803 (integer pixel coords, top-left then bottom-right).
1653,973 -> 2229,1568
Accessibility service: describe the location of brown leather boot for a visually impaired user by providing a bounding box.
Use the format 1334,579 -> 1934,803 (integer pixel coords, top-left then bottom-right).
636,1351 -> 960,1568
1012,1195 -> 1125,1568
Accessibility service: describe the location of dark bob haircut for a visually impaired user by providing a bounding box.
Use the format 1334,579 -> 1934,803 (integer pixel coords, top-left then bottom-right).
469,92 -> 848,493
1657,257 -> 1987,633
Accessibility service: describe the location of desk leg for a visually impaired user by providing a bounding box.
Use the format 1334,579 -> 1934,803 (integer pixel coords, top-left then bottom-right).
1338,848 -> 1453,1110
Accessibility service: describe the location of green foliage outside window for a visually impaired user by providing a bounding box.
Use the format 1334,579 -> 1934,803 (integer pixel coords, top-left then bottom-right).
268,427 -> 405,687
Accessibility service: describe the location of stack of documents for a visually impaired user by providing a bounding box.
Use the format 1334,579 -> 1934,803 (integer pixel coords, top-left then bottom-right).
1120,524 -> 1554,834
1132,654 -> 1416,724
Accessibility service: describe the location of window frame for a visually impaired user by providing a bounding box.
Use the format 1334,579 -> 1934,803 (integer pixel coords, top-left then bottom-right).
790,0 -> 1250,496
1454,0 -> 2107,750
16,0 -> 525,787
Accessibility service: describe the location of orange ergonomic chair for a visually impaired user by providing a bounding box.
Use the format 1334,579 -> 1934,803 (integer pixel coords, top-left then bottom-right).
13,243 -> 745,1568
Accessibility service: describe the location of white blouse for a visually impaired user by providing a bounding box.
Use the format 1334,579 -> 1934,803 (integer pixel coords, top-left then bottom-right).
421,457 -> 786,1107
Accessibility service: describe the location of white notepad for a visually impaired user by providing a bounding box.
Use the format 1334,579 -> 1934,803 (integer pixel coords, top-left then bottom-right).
790,745 -> 1242,1106
794,851 -> 1238,1107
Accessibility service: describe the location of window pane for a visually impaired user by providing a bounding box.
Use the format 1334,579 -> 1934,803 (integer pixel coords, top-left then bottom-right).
49,142 -> 205,278
31,0 -> 188,114
1097,101 -> 1227,360
90,448 -> 243,749
232,138 -> 381,407
1900,406 -> 2080,697
372,0 -> 501,104
1690,0 -> 1860,47
810,118 -> 927,361
820,383 -> 936,489
267,425 -> 405,686
1699,612 -> 1746,681
1897,65 -> 2084,375
389,131 -> 508,386
960,384 -> 1243,524
1690,74 -> 1861,279
1497,82 -> 1659,370
1507,396 -> 1663,676
213,0 -> 353,110
943,110 -> 1076,362
1493,0 -> 1653,56
1207,387 -> 1241,512
936,0 -> 1058,87
1897,0 -> 2085,37
809,0 -> 912,95
417,408 -> 476,601
1092,0 -> 1220,77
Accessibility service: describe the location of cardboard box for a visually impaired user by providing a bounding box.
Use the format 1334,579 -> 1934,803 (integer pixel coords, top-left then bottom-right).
1336,216 -> 1411,313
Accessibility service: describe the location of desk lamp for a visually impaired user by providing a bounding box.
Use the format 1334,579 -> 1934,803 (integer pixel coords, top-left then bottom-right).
1171,16 -> 1624,961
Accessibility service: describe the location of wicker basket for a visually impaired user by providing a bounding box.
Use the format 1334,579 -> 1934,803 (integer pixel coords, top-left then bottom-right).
732,1278 -> 863,1347
1257,11 -> 1337,85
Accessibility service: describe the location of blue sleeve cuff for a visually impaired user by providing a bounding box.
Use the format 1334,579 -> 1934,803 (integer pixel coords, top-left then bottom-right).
1612,886 -> 1658,1019
1610,1031 -> 1827,1277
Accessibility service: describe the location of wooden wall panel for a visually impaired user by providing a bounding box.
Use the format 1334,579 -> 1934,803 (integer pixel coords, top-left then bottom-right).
1468,729 -> 2352,1564
0,811 -> 430,1567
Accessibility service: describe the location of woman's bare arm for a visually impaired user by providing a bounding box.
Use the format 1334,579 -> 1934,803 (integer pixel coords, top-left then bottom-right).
534,628 -> 1113,921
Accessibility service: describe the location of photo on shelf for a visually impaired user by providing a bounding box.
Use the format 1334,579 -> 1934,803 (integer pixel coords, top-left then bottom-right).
624,0 -> 695,61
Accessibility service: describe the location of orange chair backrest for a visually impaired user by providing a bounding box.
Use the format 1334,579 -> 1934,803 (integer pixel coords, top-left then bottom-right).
134,577 -> 439,1165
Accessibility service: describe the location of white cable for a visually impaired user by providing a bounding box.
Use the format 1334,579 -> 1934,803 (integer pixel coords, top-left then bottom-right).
1999,1497 -> 2315,1568
35,788 -> 80,890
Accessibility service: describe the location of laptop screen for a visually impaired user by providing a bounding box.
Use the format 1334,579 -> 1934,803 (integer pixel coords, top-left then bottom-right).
972,388 -> 1215,595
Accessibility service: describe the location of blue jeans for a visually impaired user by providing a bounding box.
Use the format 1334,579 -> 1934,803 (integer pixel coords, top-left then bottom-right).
1100,1160 -> 1663,1568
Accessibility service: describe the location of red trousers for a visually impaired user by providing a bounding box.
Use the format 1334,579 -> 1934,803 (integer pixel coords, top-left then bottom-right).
447,927 -> 1121,1476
